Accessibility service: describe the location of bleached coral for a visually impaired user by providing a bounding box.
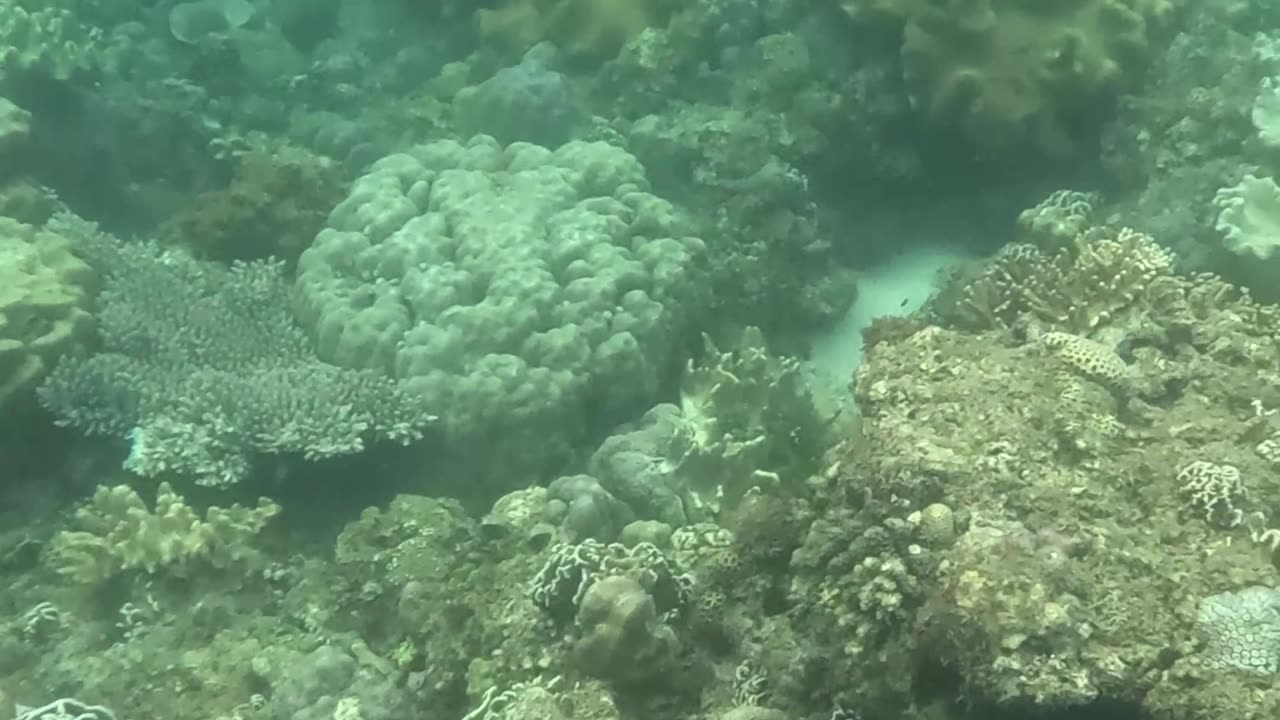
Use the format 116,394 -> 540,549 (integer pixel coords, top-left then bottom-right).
530,539 -> 690,618
15,699 -> 114,720
1178,460 -> 1247,529
676,327 -> 829,516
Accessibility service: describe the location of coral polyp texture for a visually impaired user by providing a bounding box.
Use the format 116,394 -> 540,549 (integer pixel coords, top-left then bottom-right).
842,0 -> 1171,158
295,135 -> 706,495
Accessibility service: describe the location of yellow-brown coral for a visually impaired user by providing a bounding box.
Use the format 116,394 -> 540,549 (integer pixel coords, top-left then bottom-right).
0,214 -> 95,413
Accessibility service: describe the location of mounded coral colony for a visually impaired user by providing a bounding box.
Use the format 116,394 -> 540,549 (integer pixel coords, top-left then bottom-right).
842,0 -> 1173,157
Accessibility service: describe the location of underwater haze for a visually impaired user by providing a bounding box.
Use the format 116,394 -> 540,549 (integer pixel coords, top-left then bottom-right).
4,0 -> 1280,718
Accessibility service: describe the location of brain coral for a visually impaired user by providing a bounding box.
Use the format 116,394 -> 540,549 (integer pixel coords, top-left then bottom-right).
295,136 -> 706,495
843,0 -> 1171,158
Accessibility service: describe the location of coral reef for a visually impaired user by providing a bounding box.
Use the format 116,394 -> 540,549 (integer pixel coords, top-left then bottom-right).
786,225 -> 1280,718
16,1 -> 1280,720
842,0 -> 1172,158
